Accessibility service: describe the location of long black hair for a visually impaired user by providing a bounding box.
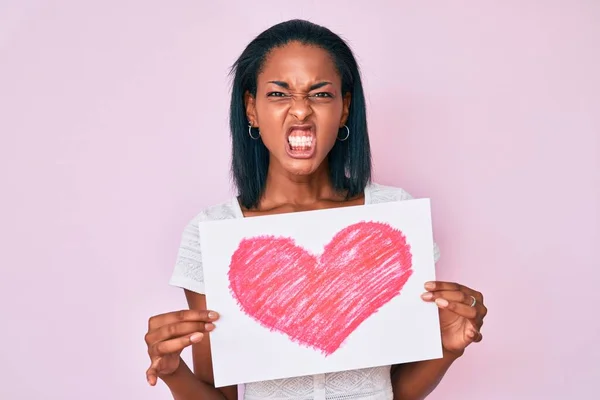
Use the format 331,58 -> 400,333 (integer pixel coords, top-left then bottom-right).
229,19 -> 372,209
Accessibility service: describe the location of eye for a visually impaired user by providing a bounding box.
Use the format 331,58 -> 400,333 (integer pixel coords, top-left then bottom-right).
310,92 -> 333,98
266,92 -> 288,97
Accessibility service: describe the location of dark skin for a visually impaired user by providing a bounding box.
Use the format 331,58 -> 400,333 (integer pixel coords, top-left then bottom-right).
144,42 -> 487,400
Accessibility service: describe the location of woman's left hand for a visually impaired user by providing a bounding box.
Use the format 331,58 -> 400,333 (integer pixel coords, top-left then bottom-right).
421,281 -> 487,356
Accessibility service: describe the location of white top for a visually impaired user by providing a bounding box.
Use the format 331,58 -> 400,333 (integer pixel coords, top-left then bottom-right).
169,182 -> 441,400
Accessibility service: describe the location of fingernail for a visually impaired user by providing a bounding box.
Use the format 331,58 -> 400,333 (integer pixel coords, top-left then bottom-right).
421,292 -> 433,300
208,312 -> 218,319
190,333 -> 203,342
205,323 -> 215,331
425,282 -> 435,290
435,298 -> 449,307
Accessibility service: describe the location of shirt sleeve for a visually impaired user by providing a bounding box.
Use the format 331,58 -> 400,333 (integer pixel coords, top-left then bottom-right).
169,214 -> 206,294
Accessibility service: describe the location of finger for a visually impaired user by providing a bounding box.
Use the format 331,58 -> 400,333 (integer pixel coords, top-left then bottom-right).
421,290 -> 474,306
473,330 -> 484,342
146,357 -> 162,386
425,281 -> 484,303
426,291 -> 488,331
479,303 -> 488,318
150,332 -> 204,357
145,321 -> 214,345
148,309 -> 219,330
424,281 -> 462,292
434,298 -> 478,320
471,301 -> 487,327
466,322 -> 484,342
422,290 -> 486,326
465,327 -> 483,343
474,315 -> 484,331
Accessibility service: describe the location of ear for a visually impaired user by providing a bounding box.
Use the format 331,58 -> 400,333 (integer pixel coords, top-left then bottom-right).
244,90 -> 258,127
340,91 -> 351,126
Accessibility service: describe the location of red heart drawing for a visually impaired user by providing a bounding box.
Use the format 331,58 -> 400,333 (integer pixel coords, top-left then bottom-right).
227,221 -> 413,356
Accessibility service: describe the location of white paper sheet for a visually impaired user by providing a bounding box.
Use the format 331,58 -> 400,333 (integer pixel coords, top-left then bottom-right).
199,198 -> 442,387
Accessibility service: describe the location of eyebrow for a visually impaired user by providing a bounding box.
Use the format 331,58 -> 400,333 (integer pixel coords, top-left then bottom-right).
267,81 -> 333,91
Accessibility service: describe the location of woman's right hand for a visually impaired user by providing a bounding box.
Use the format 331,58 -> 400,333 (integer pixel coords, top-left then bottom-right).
145,309 -> 219,386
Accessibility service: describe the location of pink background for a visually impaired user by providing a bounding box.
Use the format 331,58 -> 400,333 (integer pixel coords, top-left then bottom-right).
1,1 -> 598,399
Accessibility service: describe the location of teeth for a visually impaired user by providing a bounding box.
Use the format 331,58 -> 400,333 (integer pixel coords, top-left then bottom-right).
288,135 -> 313,149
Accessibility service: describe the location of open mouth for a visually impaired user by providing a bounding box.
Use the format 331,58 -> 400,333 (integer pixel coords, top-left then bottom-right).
285,125 -> 316,159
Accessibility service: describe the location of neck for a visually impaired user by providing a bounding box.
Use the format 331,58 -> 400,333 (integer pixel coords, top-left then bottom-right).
260,160 -> 342,208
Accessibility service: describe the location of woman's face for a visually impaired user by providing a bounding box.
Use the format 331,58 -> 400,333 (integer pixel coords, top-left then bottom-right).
245,41 -> 350,177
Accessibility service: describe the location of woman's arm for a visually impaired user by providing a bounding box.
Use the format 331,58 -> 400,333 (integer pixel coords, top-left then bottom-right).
161,359 -> 231,400
391,279 -> 487,399
390,349 -> 462,400
159,290 -> 238,400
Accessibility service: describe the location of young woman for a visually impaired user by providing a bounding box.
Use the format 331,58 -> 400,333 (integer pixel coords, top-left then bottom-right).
144,19 -> 487,400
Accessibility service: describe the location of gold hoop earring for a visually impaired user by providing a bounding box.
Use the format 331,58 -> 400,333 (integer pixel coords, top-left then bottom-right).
337,125 -> 350,141
248,123 -> 260,140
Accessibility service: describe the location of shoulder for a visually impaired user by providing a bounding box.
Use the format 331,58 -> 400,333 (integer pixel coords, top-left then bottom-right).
178,198 -> 240,245
171,198 -> 240,294
183,198 -> 241,231
367,182 -> 415,204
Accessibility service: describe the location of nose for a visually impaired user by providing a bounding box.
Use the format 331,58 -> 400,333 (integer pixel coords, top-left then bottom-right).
288,95 -> 313,121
